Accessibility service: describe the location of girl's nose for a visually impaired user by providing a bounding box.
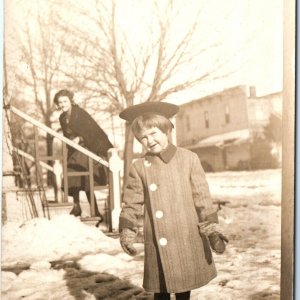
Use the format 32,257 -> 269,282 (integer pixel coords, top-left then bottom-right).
147,136 -> 154,144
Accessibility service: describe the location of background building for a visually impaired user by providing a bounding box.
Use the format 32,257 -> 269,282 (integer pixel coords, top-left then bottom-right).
176,85 -> 282,171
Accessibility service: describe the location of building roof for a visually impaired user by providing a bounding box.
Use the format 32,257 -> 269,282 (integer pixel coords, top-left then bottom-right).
179,86 -> 282,109
187,129 -> 250,149
179,85 -> 247,109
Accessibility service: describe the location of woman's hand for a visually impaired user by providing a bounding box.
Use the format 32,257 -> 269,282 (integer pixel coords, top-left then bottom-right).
72,137 -> 82,144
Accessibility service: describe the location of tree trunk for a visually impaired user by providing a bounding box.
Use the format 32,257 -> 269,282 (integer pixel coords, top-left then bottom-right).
123,123 -> 134,191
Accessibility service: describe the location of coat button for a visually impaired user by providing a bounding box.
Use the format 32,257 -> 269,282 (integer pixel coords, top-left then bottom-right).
149,183 -> 157,191
155,210 -> 163,219
159,238 -> 168,246
144,160 -> 151,167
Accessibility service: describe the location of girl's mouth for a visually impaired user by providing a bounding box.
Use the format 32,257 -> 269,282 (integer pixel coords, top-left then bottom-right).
149,144 -> 157,149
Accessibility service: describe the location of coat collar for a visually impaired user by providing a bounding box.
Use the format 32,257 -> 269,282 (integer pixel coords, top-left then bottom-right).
145,143 -> 177,163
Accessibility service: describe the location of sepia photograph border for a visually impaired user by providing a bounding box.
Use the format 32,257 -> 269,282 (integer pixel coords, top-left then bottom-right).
1,0 -> 298,299
281,0 -> 296,299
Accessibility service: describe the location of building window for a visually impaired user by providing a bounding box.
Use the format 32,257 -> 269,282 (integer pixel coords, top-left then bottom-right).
204,111 -> 209,128
225,105 -> 230,124
186,115 -> 191,131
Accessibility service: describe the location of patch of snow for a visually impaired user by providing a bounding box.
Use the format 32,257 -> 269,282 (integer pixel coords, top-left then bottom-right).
2,169 -> 281,299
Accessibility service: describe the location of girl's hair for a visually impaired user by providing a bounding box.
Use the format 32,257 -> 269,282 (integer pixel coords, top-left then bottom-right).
131,113 -> 173,137
53,89 -> 74,105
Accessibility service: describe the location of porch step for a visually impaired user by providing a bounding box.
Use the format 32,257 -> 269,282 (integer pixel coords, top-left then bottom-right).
80,216 -> 103,227
47,202 -> 73,207
45,201 -> 110,229
46,201 -> 107,216
105,231 -> 120,239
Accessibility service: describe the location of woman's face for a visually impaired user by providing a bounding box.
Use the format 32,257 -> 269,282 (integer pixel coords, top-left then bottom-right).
57,96 -> 72,113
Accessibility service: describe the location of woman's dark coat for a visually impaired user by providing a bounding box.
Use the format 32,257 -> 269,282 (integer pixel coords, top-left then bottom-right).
119,145 -> 217,293
59,105 -> 113,194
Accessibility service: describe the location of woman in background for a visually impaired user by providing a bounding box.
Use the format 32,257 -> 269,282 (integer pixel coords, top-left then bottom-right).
54,89 -> 113,221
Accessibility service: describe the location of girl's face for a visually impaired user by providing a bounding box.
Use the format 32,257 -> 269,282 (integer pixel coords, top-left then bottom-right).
57,96 -> 72,112
137,126 -> 169,154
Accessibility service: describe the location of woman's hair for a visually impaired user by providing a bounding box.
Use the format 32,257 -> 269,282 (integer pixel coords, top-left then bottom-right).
53,89 -> 74,105
131,113 -> 173,138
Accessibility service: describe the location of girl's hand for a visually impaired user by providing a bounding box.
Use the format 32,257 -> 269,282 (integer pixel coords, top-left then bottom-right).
208,232 -> 229,254
120,228 -> 138,256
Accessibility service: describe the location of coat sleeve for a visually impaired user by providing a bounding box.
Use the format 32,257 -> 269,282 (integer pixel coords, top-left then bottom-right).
59,113 -> 77,144
190,152 -> 218,224
59,113 -> 69,137
71,107 -> 113,156
119,163 -> 144,231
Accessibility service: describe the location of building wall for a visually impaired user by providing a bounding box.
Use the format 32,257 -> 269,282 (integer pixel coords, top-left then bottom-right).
176,85 -> 249,147
247,92 -> 282,130
192,147 -> 224,172
177,86 -> 282,171
225,144 -> 250,169
192,143 -> 250,172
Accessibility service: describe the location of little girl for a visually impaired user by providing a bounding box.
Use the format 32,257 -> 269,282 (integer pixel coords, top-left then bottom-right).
119,102 -> 228,300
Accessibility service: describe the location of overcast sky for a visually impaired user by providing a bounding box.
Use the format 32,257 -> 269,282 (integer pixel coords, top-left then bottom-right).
5,0 -> 283,104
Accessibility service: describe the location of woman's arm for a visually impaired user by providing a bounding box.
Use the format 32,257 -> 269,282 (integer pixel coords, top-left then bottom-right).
69,106 -> 113,155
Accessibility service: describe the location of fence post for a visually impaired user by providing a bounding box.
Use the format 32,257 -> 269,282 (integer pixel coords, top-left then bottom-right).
107,148 -> 122,232
88,157 -> 95,216
53,160 -> 63,202
62,143 -> 69,203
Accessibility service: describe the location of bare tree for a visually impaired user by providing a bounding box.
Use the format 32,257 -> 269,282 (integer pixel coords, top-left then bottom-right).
55,0 -> 240,183
7,2 -> 71,185
6,0 -> 241,186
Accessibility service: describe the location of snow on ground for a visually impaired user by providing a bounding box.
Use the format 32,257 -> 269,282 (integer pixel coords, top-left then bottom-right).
207,169 -> 281,206
1,169 -> 281,300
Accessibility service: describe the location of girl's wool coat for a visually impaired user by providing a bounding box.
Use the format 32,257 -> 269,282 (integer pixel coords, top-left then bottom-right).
119,144 -> 217,293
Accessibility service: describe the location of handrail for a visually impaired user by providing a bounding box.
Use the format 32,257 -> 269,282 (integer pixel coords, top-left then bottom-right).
12,147 -> 54,172
10,106 -> 109,167
9,105 -> 122,231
